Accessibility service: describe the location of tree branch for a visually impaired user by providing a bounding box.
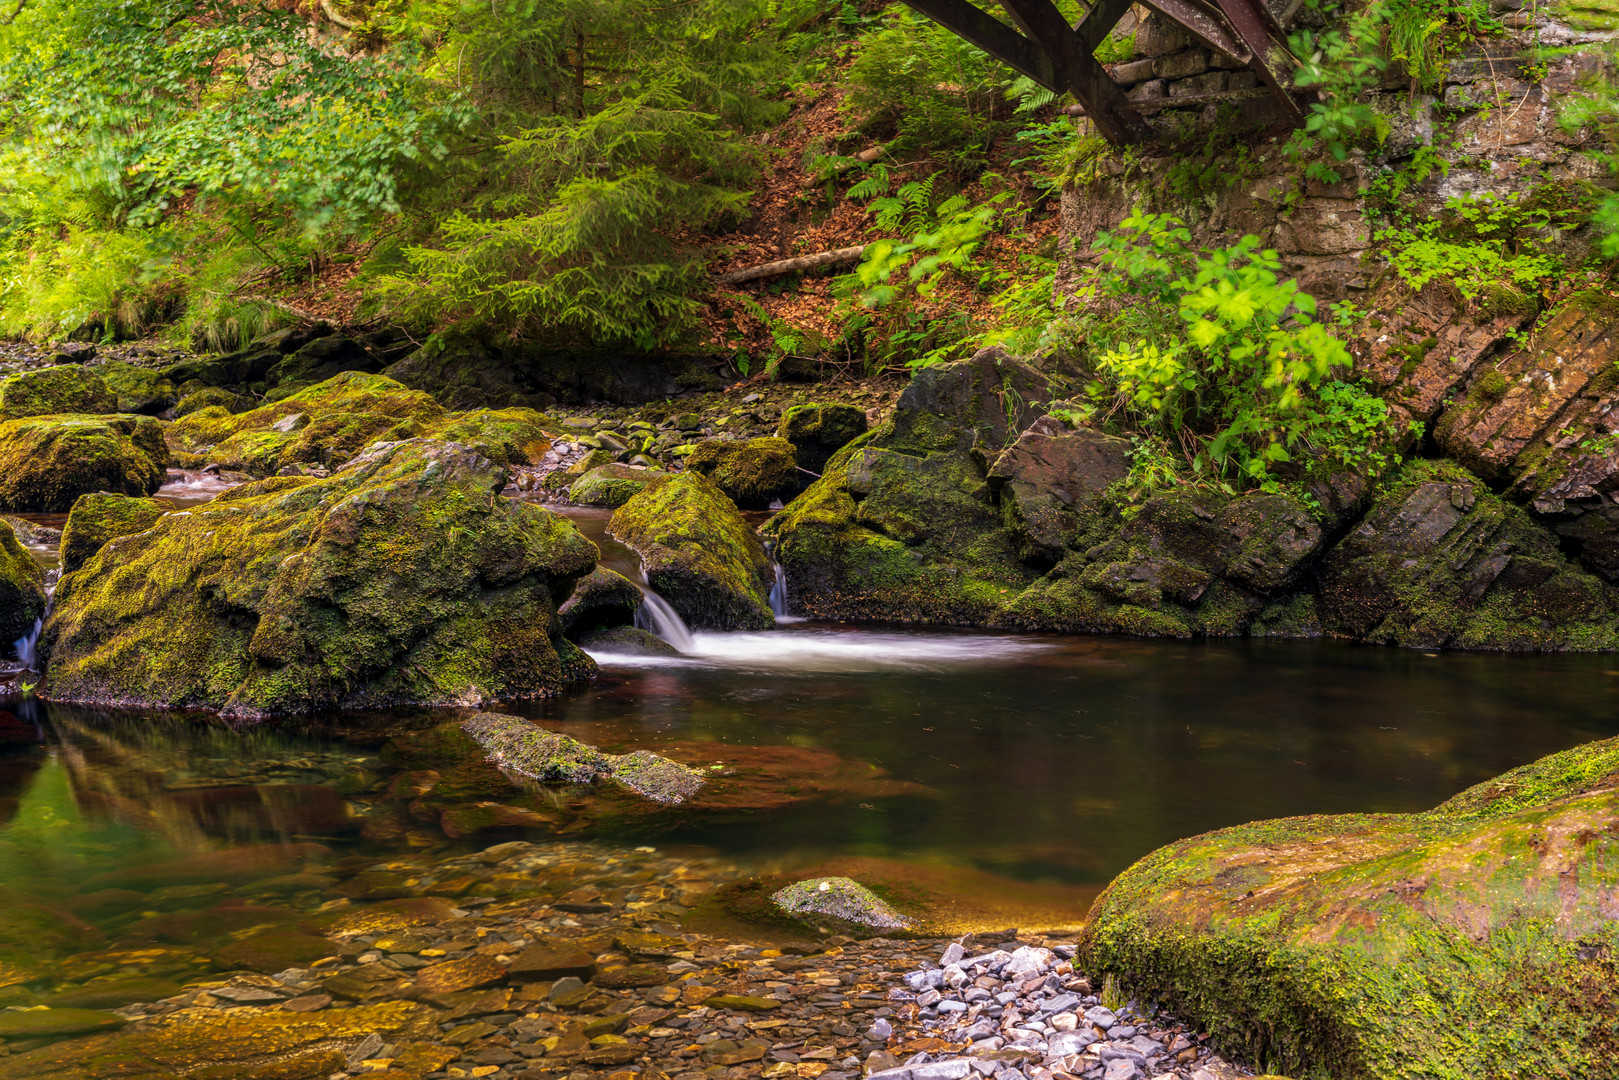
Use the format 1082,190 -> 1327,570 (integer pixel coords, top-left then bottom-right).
714,246 -> 867,286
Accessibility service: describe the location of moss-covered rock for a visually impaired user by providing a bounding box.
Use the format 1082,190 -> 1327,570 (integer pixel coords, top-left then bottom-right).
461,713 -> 704,804
428,407 -> 552,467
776,402 -> 868,474
610,472 -> 774,630
0,415 -> 168,512
611,749 -> 704,804
0,519 -> 47,652
168,372 -> 445,476
570,463 -> 668,508
1318,459 -> 1619,649
174,386 -> 254,418
686,437 -> 799,509
1080,735 -> 1619,1079
42,439 -> 598,716
59,493 -> 168,574
0,365 -> 117,418
574,625 -> 679,655
772,877 -> 911,933
558,568 -> 643,635
88,360 -> 178,415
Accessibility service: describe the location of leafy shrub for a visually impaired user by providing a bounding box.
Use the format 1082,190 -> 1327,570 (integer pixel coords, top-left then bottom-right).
1375,191 -> 1569,301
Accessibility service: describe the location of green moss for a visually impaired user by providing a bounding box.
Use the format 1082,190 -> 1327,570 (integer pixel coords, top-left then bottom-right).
686,437 -> 799,509
1476,369 -> 1509,400
1080,735 -> 1619,1079
0,414 -> 168,512
42,438 -> 599,716
87,360 -> 178,414
0,518 -> 47,649
776,402 -> 868,472
174,386 -> 254,417
462,712 -> 611,783
570,464 -> 668,508
0,365 -> 117,418
426,407 -> 554,466
558,567 -> 643,635
610,472 -> 775,630
59,493 -> 167,573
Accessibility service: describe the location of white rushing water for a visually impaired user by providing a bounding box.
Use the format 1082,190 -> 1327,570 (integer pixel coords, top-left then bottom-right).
634,588 -> 696,652
11,618 -> 42,673
588,627 -> 1052,673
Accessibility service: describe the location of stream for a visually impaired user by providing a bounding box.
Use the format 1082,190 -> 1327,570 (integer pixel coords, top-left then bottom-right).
2,477 -> 1618,955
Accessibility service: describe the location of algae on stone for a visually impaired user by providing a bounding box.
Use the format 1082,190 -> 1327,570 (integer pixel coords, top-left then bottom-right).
460,712 -> 705,804
1080,734 -> 1619,1080
772,876 -> 911,932
0,519 -> 47,652
686,437 -> 799,509
0,365 -> 117,418
43,439 -> 598,716
59,493 -> 167,574
570,463 -> 668,508
427,407 -> 553,466
610,472 -> 775,630
0,414 -> 168,512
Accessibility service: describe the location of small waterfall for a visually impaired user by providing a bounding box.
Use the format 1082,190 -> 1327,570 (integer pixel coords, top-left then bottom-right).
13,618 -> 42,672
635,588 -> 695,652
769,562 -> 788,618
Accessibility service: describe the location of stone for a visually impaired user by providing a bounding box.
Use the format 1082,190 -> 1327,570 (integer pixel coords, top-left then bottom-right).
609,750 -> 705,804
57,492 -> 166,573
280,994 -> 332,1012
0,518 -> 47,653
594,963 -> 672,989
174,386 -> 254,418
0,1008 -> 127,1039
462,713 -> 612,784
0,414 -> 167,512
43,439 -> 598,715
571,463 -> 670,508
1081,735 -> 1619,1079
686,436 -> 800,509
558,568 -> 643,635
987,418 -> 1130,567
0,364 -> 118,417
776,403 -> 869,474
213,930 -> 335,974
323,965 -> 414,1003
1111,58 -> 1158,85
1152,49 -> 1208,79
412,955 -> 507,995
772,877 -> 911,933
610,471 -> 776,630
574,625 -> 681,656
509,946 -> 598,981
615,930 -> 687,958
1102,1060 -> 1140,1080
701,994 -> 782,1012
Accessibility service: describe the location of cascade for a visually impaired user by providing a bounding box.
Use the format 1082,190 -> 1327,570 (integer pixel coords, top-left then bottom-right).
769,562 -> 788,618
12,569 -> 61,673
634,587 -> 696,652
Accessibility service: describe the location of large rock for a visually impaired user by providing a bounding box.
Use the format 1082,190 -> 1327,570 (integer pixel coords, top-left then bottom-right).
428,408 -> 553,467
59,493 -> 167,573
987,416 -> 1131,566
0,520 -> 47,653
0,365 -> 117,418
0,415 -> 168,511
87,361 -> 178,415
42,439 -> 599,716
263,334 -> 380,392
1080,735 -> 1619,1080
1318,459 -> 1619,649
558,568 -> 643,635
461,713 -> 704,803
570,463 -> 668,508
776,402 -> 868,474
610,472 -> 775,629
687,437 -> 799,509
772,876 -> 911,933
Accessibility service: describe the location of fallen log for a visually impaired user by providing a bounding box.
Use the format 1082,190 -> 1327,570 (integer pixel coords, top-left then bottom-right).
714,246 -> 867,287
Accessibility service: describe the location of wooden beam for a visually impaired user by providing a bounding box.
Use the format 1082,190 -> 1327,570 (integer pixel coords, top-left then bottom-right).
1210,0 -> 1304,121
1138,0 -> 1250,61
896,0 -> 1061,91
999,0 -> 1152,144
1076,0 -> 1137,53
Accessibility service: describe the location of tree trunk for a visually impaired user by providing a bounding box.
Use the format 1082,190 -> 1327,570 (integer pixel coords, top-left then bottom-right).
715,246 -> 867,286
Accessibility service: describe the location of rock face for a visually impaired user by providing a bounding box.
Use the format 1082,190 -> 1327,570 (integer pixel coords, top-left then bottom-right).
0,365 -> 118,418
0,519 -> 47,653
1318,460 -> 1619,649
0,415 -> 168,512
610,472 -> 774,630
59,493 -> 167,574
43,439 -> 598,716
988,416 -> 1131,566
1080,735 -> 1619,1080
686,437 -> 799,509
570,463 -> 668,508
776,402 -> 868,473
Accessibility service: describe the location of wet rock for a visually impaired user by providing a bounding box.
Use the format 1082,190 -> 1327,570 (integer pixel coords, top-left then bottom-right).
429,407 -> 554,467
610,471 -> 776,630
987,417 -> 1130,566
44,439 -> 598,715
509,945 -> 598,981
772,877 -> 911,932
58,492 -> 167,573
777,402 -> 869,474
0,518 -> 47,652
574,625 -> 680,656
571,462 -> 669,507
687,437 -> 800,509
88,361 -> 179,415
43,976 -> 185,1010
610,749 -> 705,804
213,930 -> 335,974
174,386 -> 254,418
558,568 -> 643,635
0,414 -> 168,511
313,897 -> 462,937
463,713 -> 612,784
263,334 -> 381,390
412,954 -> 507,995
594,962 -> 672,988
1081,734 -> 1619,1080
0,364 -> 118,417
0,1008 -> 127,1039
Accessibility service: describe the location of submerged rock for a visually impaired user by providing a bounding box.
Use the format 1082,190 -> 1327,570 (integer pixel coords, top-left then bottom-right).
59,492 -> 167,574
43,439 -> 597,715
686,437 -> 799,509
0,414 -> 168,511
463,713 -> 612,784
611,749 -> 705,804
0,520 -> 47,652
570,463 -> 668,508
1080,735 -> 1619,1079
0,365 -> 117,418
610,472 -> 775,630
776,402 -> 868,474
772,876 -> 910,932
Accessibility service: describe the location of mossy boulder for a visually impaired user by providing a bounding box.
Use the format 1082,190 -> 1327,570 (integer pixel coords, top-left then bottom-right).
263,334 -> 380,390
59,493 -> 167,574
427,407 -> 552,467
610,472 -> 774,630
1318,459 -> 1619,649
570,463 -> 669,508
612,749 -> 704,804
42,439 -> 598,716
168,371 -> 445,476
686,437 -> 799,509
1080,735 -> 1619,1079
558,568 -> 643,635
0,365 -> 117,418
0,519 -> 47,653
88,361 -> 178,415
776,402 -> 868,474
772,877 -> 911,933
174,386 -> 254,418
0,415 -> 168,512
461,713 -> 705,804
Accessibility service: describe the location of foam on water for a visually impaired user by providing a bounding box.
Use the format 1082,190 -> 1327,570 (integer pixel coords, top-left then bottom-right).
587,626 -> 1051,673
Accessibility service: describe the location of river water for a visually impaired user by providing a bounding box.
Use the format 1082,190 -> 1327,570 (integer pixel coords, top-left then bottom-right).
2,483 -> 1617,952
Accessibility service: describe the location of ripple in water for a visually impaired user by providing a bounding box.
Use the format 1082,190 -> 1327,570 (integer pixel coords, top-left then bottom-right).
587,626 -> 1053,672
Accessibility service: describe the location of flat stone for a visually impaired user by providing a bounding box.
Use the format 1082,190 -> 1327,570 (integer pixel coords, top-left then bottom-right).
702,994 -> 782,1012
210,985 -> 286,1003
509,945 -> 598,981
594,963 -> 671,989
0,1009 -> 127,1038
615,930 -> 687,958
702,1038 -> 770,1065
413,954 -> 506,995
281,993 -> 333,1012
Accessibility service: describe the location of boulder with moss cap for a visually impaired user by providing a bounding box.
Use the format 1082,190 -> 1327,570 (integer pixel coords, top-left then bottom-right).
1080,735 -> 1619,1080
0,365 -> 117,418
772,877 -> 911,933
42,438 -> 598,716
776,402 -> 868,474
0,519 -> 47,653
610,471 -> 775,629
558,568 -> 643,635
0,415 -> 168,512
686,436 -> 799,509
59,493 -> 168,573
570,463 -> 669,508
